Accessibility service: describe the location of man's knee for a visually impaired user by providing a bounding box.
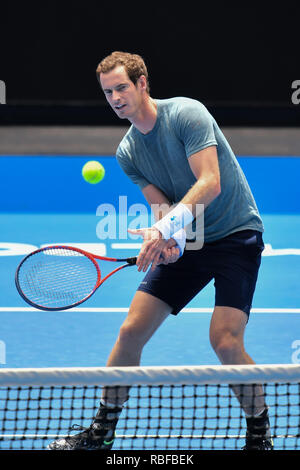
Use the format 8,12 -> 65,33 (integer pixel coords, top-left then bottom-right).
209,306 -> 247,362
117,291 -> 170,350
210,332 -> 244,362
117,320 -> 144,350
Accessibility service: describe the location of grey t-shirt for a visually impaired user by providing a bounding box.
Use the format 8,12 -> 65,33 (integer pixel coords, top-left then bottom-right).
116,97 -> 263,242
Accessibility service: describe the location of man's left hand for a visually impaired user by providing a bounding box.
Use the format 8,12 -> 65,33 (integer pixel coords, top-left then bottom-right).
128,227 -> 178,272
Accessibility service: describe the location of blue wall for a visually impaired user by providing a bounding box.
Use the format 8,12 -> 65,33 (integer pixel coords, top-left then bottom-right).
0,156 -> 299,213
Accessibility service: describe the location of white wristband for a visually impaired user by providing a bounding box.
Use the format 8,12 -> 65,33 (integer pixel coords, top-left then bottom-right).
171,228 -> 186,257
153,203 -> 194,240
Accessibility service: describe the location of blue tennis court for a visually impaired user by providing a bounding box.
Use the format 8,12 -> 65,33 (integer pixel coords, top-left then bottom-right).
0,153 -> 299,451
0,154 -> 299,369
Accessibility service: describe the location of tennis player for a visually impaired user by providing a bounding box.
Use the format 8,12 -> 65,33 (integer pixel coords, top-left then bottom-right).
49,52 -> 273,451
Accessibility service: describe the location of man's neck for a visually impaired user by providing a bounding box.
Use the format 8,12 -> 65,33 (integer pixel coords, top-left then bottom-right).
130,97 -> 157,134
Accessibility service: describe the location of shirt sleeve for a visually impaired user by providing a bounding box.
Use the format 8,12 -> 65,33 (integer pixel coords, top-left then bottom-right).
175,99 -> 218,158
116,147 -> 150,190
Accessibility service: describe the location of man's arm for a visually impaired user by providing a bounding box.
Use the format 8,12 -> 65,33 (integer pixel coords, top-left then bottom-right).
129,184 -> 181,269
142,184 -> 188,255
129,146 -> 221,272
181,145 -> 221,212
142,184 -> 172,219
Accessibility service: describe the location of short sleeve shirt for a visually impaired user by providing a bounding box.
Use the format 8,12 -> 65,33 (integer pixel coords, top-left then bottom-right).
116,97 -> 263,242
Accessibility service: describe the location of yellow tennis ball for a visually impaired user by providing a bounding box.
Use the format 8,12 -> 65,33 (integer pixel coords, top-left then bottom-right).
82,161 -> 105,184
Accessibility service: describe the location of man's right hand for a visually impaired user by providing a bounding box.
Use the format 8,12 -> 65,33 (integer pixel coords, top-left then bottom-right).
158,238 -> 181,265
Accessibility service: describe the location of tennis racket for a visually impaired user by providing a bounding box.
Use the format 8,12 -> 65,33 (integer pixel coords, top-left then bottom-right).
15,245 -> 137,311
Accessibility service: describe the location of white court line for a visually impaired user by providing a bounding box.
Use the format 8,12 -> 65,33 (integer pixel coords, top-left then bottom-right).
0,307 -> 300,313
111,243 -> 300,256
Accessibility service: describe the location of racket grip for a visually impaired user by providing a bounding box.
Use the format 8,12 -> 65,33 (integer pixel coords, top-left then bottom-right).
126,257 -> 137,265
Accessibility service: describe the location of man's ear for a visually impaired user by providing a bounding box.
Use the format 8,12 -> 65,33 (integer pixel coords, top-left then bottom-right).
137,75 -> 147,91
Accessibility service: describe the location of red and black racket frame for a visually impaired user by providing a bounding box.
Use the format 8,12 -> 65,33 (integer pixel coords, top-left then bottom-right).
15,245 -> 137,311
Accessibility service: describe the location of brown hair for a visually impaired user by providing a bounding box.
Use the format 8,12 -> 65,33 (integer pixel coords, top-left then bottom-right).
96,51 -> 150,94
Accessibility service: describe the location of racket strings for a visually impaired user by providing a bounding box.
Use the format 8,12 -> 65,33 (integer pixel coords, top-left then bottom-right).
17,248 -> 100,309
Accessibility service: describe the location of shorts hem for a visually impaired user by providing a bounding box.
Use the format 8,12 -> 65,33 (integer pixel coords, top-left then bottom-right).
214,303 -> 251,317
137,286 -> 180,315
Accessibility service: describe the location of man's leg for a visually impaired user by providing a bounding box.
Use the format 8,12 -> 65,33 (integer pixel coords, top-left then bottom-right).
209,306 -> 273,449
209,306 -> 264,413
48,291 -> 172,450
102,290 -> 172,403
107,290 -> 172,366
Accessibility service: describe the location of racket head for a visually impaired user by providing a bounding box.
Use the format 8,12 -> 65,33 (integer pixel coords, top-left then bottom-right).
15,246 -> 101,311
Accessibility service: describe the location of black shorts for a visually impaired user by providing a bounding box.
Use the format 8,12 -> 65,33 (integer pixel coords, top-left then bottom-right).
137,229 -> 264,317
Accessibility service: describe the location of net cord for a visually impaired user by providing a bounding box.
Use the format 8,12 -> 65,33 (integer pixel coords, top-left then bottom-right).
0,364 -> 300,387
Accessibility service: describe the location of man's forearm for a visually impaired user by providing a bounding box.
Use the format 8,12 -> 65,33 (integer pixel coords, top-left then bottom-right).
180,175 -> 221,217
151,202 -> 172,222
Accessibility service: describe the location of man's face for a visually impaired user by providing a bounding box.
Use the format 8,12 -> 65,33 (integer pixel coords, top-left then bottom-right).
100,65 -> 145,120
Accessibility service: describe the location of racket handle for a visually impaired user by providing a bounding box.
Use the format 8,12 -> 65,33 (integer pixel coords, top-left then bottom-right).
126,257 -> 137,265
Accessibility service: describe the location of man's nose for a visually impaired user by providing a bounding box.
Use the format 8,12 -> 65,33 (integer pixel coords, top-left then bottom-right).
112,90 -> 121,102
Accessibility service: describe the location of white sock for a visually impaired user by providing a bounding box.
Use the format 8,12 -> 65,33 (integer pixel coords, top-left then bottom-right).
100,399 -> 123,409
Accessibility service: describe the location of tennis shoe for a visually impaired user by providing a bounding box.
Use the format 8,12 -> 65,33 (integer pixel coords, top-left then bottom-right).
243,433 -> 274,450
242,408 -> 274,450
47,423 -> 115,450
48,402 -> 122,450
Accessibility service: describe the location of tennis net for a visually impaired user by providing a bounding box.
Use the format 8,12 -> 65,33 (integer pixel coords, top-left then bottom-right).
0,364 -> 300,450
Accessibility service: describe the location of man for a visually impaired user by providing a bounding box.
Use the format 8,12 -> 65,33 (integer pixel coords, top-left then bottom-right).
48,51 -> 272,451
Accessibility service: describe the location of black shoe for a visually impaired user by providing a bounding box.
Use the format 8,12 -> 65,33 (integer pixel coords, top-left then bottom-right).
243,433 -> 274,450
48,402 -> 122,450
47,423 -> 115,450
242,408 -> 274,450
